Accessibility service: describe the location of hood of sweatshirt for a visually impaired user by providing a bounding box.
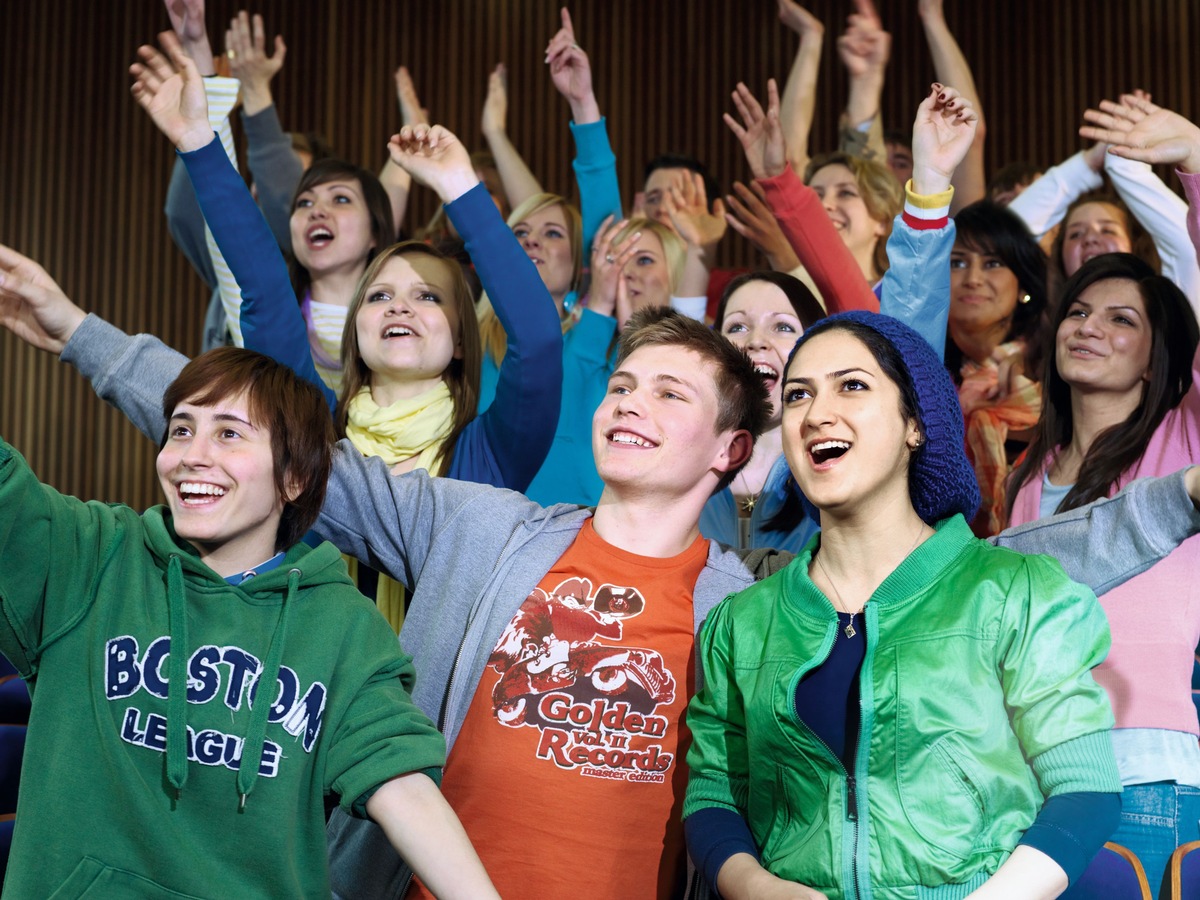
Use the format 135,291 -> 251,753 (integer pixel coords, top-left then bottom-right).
140,506 -> 354,809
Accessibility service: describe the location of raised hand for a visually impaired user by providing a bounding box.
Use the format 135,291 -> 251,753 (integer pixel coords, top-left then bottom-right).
917,0 -> 944,20
394,67 -> 430,127
225,11 -> 286,115
163,0 -> 215,75
587,216 -> 642,318
0,245 -> 88,355
481,64 -> 509,138
664,172 -> 728,249
386,124 -> 480,204
910,83 -> 979,195
1081,94 -> 1200,174
777,0 -> 824,37
545,7 -> 600,123
130,32 -> 214,152
725,181 -> 801,271
724,80 -> 787,181
837,0 -> 890,80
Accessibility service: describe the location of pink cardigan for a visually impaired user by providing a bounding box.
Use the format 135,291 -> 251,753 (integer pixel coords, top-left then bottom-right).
1010,178 -> 1200,733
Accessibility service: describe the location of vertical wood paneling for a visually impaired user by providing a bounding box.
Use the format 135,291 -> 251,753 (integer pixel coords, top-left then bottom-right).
3,0 -> 1198,510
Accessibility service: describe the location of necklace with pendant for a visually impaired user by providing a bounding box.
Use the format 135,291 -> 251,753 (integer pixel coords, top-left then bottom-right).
814,524 -> 930,639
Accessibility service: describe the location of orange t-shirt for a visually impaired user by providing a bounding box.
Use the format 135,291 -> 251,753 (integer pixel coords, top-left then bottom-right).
410,520 -> 708,900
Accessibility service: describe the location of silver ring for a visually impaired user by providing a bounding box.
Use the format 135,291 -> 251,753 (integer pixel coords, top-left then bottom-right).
605,254 -> 615,264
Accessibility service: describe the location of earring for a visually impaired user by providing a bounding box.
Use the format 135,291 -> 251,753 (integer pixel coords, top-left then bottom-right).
1019,292 -> 1032,305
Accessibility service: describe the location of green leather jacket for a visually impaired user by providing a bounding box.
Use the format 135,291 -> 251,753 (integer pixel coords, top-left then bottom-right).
684,515 -> 1121,900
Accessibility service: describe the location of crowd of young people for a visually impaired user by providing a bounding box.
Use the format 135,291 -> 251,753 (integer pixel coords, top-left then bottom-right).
3,0 -> 1200,898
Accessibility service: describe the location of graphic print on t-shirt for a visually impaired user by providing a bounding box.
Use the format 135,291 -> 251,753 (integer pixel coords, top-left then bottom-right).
485,576 -> 677,781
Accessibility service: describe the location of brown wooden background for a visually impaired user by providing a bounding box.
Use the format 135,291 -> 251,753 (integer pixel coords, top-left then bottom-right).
2,0 -> 1196,509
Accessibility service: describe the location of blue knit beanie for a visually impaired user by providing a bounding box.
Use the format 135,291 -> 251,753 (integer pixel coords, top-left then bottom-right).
785,311 -> 980,525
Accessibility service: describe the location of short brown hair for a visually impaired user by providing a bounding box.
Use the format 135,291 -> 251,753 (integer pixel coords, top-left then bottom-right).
615,308 -> 769,490
161,348 -> 335,550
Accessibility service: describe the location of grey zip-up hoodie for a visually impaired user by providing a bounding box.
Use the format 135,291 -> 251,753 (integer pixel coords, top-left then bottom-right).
60,313 -> 1200,898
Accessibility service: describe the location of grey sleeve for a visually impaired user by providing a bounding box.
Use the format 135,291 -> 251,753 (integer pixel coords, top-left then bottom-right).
242,104 -> 303,252
59,314 -> 187,442
992,471 -> 1200,595
165,157 -> 218,289
316,445 -> 531,589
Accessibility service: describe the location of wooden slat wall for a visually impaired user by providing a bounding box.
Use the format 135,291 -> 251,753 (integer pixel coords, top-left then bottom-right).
2,0 -> 1196,509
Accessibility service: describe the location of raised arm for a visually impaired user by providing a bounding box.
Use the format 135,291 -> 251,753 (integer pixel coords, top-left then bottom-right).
1081,95 -> 1200,272
881,84 -> 978,355
227,10 -> 302,249
726,79 -> 878,312
1082,93 -> 1200,304
378,66 -> 429,236
548,6 -> 622,255
0,243 -> 181,442
836,0 -> 890,164
389,124 -> 563,489
1007,144 -> 1106,240
776,0 -> 825,175
918,0 -> 986,212
160,0 -> 226,290
132,32 -> 333,405
481,63 -> 544,211
662,170 -> 728,300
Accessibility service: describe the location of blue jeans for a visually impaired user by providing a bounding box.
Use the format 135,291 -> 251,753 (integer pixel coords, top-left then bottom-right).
1109,782 -> 1200,898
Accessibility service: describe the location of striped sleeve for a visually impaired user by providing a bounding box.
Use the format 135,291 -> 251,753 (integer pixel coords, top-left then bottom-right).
902,180 -> 954,231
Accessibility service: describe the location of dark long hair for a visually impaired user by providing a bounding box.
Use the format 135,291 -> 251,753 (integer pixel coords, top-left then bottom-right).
947,200 -> 1049,380
1006,253 -> 1198,516
714,271 -> 824,530
288,159 -> 395,302
714,270 -> 825,332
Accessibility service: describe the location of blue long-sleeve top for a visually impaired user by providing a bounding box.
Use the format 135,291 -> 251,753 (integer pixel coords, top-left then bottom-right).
179,135 -> 564,492
479,117 -> 624,507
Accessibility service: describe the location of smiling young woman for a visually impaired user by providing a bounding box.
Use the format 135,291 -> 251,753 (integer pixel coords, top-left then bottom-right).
1007,253 -> 1200,890
686,311 -> 1122,899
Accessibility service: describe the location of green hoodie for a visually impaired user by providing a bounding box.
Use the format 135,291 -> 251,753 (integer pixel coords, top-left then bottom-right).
0,437 -> 446,899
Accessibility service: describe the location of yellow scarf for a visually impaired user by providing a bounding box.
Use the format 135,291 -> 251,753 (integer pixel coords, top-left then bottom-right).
345,382 -> 454,473
344,381 -> 455,633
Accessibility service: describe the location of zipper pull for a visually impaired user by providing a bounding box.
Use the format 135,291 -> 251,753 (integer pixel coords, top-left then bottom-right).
846,774 -> 858,822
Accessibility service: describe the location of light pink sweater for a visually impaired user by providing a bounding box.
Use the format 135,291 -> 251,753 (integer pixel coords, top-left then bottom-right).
1010,171 -> 1200,734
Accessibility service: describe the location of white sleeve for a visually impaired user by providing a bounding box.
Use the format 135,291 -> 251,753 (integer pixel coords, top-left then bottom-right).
1105,152 -> 1200,307
1008,151 -> 1104,240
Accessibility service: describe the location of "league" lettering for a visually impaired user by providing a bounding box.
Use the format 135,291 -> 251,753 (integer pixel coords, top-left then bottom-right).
120,707 -> 282,777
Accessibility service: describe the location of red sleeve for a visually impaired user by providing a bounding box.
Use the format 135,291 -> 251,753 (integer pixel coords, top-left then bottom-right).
757,167 -> 880,313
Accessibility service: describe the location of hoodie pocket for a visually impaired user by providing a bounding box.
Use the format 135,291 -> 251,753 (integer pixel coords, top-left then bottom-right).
50,857 -> 211,899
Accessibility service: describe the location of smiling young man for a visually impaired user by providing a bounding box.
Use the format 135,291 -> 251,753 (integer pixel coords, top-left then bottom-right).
0,348 -> 498,899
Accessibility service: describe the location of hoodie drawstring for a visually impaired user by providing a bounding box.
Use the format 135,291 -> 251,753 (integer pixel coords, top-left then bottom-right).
235,567 -> 299,810
165,555 -> 190,799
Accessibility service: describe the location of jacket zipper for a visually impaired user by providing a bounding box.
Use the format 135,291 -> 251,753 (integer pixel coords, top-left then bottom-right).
794,619 -> 865,900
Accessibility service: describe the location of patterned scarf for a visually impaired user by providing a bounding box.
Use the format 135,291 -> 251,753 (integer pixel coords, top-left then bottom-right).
958,341 -> 1043,536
